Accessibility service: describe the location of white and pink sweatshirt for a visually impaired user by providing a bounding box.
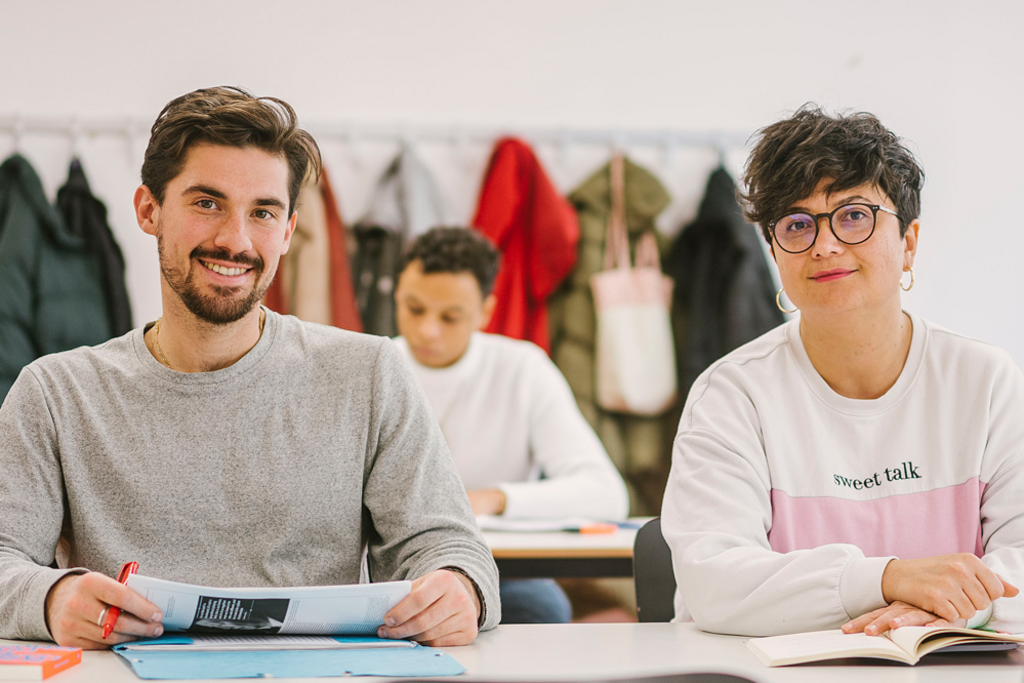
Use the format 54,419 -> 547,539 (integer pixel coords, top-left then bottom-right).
662,312 -> 1024,636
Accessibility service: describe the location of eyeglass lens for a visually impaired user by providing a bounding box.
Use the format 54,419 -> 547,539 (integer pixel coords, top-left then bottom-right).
774,204 -> 876,253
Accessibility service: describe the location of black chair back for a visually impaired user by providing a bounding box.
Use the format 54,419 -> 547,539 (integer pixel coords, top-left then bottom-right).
633,517 -> 677,623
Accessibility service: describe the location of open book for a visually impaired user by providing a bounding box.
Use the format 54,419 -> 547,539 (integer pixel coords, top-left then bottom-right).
747,626 -> 1024,666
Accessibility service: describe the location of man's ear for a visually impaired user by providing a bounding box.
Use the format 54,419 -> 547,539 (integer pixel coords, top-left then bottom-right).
479,293 -> 497,331
135,185 -> 160,237
280,211 -> 298,255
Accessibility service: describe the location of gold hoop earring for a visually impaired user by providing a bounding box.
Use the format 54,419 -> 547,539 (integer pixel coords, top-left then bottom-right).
900,267 -> 915,292
776,288 -> 798,314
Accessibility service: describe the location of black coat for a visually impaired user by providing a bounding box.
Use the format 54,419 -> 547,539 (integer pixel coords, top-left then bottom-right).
0,155 -> 114,402
57,158 -> 132,337
669,167 -> 784,398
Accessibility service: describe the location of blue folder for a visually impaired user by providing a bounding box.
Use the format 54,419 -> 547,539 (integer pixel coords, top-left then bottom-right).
112,637 -> 466,679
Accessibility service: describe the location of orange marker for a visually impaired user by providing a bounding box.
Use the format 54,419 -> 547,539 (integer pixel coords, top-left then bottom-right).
576,523 -> 618,534
100,561 -> 139,640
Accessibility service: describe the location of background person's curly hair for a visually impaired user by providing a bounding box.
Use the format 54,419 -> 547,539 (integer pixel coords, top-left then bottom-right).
402,227 -> 502,297
741,105 -> 924,244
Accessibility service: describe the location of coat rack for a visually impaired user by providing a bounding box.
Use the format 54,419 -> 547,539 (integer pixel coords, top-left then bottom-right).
0,114 -> 751,168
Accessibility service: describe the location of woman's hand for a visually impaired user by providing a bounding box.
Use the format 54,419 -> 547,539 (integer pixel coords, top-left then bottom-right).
842,600 -> 965,636
881,554 -> 1018,622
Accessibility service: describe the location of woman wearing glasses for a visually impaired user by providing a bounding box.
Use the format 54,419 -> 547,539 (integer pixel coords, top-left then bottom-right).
662,107 -> 1024,637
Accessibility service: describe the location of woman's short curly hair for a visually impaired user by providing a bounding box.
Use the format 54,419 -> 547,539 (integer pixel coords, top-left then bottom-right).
741,105 -> 924,244
401,227 -> 501,297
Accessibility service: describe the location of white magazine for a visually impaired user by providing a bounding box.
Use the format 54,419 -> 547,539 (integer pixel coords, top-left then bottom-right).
118,634 -> 416,651
126,574 -> 410,636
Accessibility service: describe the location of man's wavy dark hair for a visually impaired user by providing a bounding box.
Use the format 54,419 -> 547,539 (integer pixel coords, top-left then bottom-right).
741,105 -> 924,244
141,86 -> 321,215
401,227 -> 501,297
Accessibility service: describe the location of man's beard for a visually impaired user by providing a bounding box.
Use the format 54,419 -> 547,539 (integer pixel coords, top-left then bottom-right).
157,233 -> 271,325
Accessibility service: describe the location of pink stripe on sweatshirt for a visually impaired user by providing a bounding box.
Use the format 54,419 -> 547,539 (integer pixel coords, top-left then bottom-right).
769,479 -> 985,559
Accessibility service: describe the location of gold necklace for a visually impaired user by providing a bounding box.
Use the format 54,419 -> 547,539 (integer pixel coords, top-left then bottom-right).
152,318 -> 173,369
152,310 -> 266,371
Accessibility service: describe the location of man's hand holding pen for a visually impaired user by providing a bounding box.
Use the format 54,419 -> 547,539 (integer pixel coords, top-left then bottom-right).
45,570 -> 163,649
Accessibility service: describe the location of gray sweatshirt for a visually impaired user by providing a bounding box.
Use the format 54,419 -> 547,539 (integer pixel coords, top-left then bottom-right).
0,310 -> 500,640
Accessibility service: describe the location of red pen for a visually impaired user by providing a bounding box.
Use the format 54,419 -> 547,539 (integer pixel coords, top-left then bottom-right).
100,561 -> 139,640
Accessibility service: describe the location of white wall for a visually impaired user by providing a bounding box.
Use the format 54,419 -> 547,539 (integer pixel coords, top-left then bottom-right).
4,1 -> 1024,363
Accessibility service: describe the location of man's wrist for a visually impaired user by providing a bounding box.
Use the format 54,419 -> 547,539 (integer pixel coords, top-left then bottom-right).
43,571 -> 85,640
468,489 -> 506,516
441,566 -> 485,628
491,488 -> 507,516
485,489 -> 505,516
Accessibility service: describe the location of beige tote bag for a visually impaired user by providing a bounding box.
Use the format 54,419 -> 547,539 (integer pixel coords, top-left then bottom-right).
590,154 -> 677,415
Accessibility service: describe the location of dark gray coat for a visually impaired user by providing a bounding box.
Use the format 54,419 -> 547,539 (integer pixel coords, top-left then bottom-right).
669,167 -> 784,399
0,155 -> 113,403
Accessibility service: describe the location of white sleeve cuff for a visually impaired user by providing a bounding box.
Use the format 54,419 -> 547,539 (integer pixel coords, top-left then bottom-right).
839,556 -> 895,619
966,604 -> 994,630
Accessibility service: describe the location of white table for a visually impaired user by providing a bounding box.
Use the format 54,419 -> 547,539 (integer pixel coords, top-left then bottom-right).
17,622 -> 1024,683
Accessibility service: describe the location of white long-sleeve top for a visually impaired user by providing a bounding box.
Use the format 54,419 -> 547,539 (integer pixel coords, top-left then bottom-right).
662,312 -> 1024,636
394,332 -> 629,520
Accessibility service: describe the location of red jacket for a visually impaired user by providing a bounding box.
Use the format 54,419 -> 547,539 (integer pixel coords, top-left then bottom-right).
319,167 -> 362,331
472,138 -> 578,353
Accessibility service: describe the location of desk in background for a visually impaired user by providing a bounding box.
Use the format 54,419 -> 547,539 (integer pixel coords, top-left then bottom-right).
19,622 -> 1024,682
482,519 -> 644,579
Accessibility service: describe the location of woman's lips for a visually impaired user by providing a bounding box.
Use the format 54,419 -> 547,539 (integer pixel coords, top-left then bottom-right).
811,269 -> 854,282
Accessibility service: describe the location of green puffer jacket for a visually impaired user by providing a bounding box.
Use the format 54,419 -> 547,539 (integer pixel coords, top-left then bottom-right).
0,155 -> 112,403
548,157 -> 675,515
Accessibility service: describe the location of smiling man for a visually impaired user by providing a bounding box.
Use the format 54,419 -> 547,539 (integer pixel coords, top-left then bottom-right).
0,87 -> 499,649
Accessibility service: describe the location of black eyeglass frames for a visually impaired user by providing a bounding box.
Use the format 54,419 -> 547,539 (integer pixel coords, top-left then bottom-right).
769,203 -> 900,254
